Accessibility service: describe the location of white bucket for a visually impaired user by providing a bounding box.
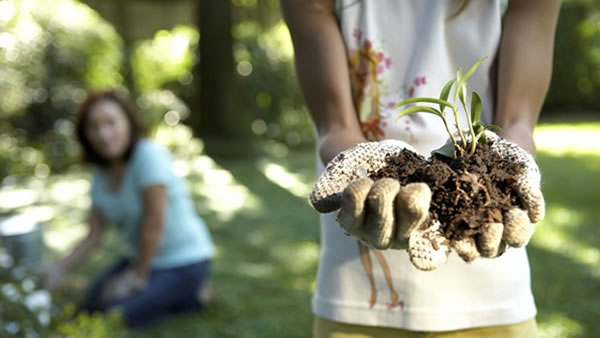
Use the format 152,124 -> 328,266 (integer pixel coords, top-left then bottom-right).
0,214 -> 45,269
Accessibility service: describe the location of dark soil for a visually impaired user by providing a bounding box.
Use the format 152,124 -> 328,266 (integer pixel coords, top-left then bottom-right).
372,140 -> 526,241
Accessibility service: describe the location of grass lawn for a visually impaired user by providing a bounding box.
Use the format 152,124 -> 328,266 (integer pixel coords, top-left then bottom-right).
4,120 -> 597,337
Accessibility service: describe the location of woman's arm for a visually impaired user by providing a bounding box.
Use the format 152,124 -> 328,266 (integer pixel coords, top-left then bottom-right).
494,0 -> 561,155
55,208 -> 105,272
281,0 -> 365,164
133,185 -> 166,279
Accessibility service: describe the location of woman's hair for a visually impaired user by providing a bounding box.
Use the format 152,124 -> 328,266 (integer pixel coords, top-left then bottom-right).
75,90 -> 147,166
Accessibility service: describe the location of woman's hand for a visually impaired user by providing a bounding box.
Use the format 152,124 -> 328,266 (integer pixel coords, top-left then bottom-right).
100,269 -> 147,304
40,209 -> 105,290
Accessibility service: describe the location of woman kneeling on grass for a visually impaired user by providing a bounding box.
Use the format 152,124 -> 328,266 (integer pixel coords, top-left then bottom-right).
44,90 -> 215,328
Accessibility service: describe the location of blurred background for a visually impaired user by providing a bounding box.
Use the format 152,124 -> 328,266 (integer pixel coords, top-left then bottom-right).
0,0 -> 598,337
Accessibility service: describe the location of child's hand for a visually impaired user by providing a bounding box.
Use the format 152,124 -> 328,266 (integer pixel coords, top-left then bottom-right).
337,178 -> 432,250
309,132 -> 545,271
310,140 -> 450,270
336,177 -> 451,271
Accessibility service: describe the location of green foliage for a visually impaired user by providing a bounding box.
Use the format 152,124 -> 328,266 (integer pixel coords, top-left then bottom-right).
132,26 -> 198,92
232,21 -> 314,147
0,0 -> 124,178
545,0 -> 600,111
0,1 -> 201,179
0,0 -> 123,117
52,310 -> 125,338
0,2 -> 314,181
0,258 -> 47,337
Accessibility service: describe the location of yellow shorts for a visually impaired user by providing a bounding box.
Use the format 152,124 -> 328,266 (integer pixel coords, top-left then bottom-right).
313,316 -> 537,338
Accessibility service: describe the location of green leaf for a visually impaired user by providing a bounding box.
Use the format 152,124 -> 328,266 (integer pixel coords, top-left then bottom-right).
459,82 -> 468,110
454,56 -> 487,105
476,130 -> 487,145
395,105 -> 443,120
476,124 -> 503,144
463,56 -> 488,83
432,142 -> 456,159
439,79 -> 456,111
456,68 -> 464,83
393,97 -> 454,111
484,124 -> 504,133
470,91 -> 483,123
473,121 -> 485,135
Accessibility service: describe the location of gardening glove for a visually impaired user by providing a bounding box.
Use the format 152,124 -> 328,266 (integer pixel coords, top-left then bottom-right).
310,140 -> 450,271
449,130 -> 544,262
309,132 -> 545,271
100,269 -> 147,304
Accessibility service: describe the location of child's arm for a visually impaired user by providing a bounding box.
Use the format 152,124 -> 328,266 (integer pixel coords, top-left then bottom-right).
494,0 -> 561,155
281,0 -> 366,164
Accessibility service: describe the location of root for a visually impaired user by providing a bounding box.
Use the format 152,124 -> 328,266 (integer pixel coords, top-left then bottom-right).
454,180 -> 471,205
478,183 -> 491,206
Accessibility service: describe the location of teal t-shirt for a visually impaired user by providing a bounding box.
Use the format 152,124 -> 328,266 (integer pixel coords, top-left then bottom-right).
90,139 -> 214,268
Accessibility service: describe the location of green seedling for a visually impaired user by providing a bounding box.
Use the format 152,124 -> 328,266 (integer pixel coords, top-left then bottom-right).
394,57 -> 502,158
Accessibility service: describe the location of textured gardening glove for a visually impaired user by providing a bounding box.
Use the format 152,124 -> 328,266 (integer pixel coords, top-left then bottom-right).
310,132 -> 544,271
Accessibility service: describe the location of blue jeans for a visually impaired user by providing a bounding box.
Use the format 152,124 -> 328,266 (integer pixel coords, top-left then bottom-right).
79,257 -> 211,328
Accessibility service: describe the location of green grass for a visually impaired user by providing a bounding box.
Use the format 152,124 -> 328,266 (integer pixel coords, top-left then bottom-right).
529,121 -> 600,338
8,121 -> 598,337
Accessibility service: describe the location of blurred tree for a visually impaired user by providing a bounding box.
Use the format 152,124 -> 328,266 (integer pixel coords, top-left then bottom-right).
544,0 -> 600,113
188,0 -> 251,140
1,0 -> 597,181
0,0 -> 124,177
232,20 -> 313,147
131,26 -> 198,128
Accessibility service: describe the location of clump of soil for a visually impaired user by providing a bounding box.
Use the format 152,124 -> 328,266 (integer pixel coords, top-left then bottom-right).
372,140 -> 526,241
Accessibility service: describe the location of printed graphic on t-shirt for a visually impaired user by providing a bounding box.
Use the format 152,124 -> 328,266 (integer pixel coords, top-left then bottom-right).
348,31 -> 390,141
358,242 -> 405,310
348,28 -> 427,147
347,29 -> 433,311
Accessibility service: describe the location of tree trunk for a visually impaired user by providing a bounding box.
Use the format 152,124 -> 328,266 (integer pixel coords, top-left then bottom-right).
189,0 -> 249,140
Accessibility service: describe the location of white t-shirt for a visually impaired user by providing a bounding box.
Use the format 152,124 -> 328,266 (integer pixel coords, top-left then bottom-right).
312,0 -> 536,331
